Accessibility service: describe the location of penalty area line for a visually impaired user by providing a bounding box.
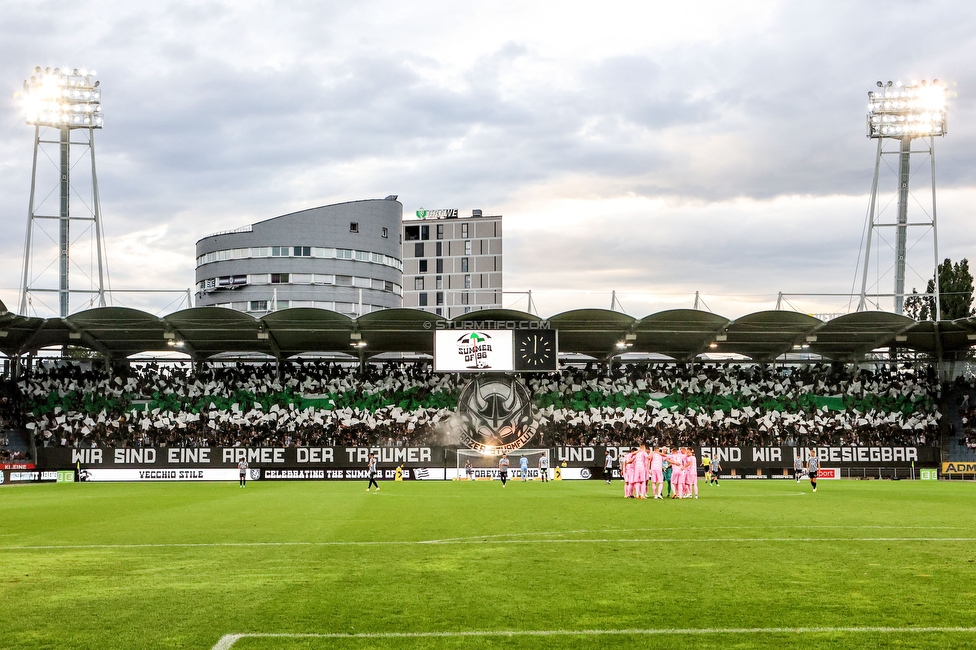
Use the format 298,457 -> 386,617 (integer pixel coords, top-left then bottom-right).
212,626 -> 976,649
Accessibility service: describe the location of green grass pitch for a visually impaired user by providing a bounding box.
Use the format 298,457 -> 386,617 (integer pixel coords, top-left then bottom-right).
2,477 -> 976,649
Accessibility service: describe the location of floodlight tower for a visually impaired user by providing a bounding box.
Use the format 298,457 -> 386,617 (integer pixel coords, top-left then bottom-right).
19,66 -> 107,317
857,80 -> 947,317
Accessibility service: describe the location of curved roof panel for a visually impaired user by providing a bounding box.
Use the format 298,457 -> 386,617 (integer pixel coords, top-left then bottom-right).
67,307 -> 168,357
717,311 -> 823,361
808,311 -> 915,360
548,309 -> 636,360
632,309 -> 731,361
0,312 -> 52,357
356,308 -> 443,355
163,307 -> 269,359
261,308 -> 354,357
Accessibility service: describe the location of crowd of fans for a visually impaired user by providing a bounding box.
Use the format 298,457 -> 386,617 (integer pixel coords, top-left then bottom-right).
956,388 -> 976,450
0,385 -> 29,462
7,359 -> 943,450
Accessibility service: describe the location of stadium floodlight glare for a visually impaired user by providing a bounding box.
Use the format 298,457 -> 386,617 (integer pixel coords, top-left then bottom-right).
867,79 -> 946,139
19,65 -> 108,321
23,66 -> 103,129
857,78 -> 948,318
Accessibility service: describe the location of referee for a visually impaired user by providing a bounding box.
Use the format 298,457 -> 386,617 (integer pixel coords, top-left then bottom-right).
806,451 -> 819,493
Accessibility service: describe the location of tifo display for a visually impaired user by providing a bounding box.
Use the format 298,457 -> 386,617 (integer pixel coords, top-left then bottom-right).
1,357 -> 962,483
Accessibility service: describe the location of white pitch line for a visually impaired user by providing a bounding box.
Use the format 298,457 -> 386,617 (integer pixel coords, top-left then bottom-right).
3,537 -> 976,551
211,626 -> 976,650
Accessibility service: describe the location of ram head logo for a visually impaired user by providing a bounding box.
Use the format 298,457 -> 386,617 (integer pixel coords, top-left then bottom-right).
456,376 -> 536,452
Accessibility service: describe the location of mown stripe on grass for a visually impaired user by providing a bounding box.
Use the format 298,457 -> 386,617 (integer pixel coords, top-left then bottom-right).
3,537 -> 976,552
212,627 -> 976,649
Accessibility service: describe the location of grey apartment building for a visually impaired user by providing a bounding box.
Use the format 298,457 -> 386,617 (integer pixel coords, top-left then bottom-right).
195,198 -> 403,316
401,209 -> 502,318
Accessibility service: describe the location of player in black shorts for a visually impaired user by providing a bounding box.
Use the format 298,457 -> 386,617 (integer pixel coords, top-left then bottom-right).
807,451 -> 819,493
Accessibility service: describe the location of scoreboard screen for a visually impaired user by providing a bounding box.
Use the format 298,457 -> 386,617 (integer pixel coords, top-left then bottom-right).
433,329 -> 558,372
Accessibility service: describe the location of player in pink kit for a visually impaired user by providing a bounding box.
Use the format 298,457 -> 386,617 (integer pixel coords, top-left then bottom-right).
632,443 -> 650,499
683,448 -> 699,499
622,447 -> 635,498
668,447 -> 684,499
649,446 -> 665,499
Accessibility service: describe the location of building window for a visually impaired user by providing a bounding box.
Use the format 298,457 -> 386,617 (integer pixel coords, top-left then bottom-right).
335,275 -> 353,286
461,223 -> 469,238
436,224 -> 444,240
436,258 -> 444,273
436,307 -> 443,316
461,257 -> 469,272
382,227 -> 389,238
270,273 -> 289,284
404,225 -> 420,241
350,222 -> 359,233
249,300 -> 269,312
436,275 -> 443,290
414,242 -> 424,257
294,246 -> 311,257
419,293 -> 428,307
464,274 -> 472,289
384,281 -> 395,292
271,246 -> 288,257
436,292 -> 444,306
421,225 -> 430,240
461,293 -> 470,305
419,260 -> 428,273
336,249 -> 352,259
436,242 -> 442,257
415,277 -> 424,291
464,240 -> 472,255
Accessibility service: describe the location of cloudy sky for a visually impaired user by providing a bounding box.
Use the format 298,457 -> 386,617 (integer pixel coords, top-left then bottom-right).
1,0 -> 975,320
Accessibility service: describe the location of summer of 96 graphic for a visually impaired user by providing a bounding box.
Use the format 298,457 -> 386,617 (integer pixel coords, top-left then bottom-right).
434,330 -> 514,372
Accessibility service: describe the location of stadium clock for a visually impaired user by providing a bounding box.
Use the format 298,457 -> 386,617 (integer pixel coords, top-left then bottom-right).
514,330 -> 558,372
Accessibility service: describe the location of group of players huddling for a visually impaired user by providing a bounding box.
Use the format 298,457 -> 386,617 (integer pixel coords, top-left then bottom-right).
613,443 -> 821,499
617,444 -> 707,500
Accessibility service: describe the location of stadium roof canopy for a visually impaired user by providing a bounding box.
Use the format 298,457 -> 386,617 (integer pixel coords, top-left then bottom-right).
0,304 -> 974,363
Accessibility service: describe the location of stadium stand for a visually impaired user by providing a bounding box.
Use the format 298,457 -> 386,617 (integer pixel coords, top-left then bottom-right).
13,360 -> 942,451
947,376 -> 976,460
0,379 -> 29,463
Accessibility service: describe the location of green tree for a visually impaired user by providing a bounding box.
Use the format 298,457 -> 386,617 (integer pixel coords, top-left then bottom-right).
905,258 -> 975,321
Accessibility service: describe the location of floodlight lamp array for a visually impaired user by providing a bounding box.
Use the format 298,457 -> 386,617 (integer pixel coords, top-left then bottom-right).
23,66 -> 103,129
867,80 -> 946,139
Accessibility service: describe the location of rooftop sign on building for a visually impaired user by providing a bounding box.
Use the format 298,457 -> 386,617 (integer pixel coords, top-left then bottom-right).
415,208 -> 458,219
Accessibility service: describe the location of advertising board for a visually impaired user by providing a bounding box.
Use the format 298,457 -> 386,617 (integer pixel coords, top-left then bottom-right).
79,468 -> 246,482
25,446 -> 939,482
942,461 -> 976,474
